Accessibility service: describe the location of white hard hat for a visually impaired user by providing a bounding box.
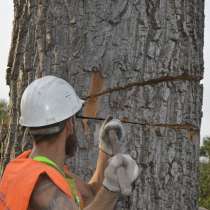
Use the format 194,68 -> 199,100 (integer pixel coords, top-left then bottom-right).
20,75 -> 84,127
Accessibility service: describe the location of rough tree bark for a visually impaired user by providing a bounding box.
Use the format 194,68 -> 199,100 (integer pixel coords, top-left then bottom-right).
1,0 -> 204,210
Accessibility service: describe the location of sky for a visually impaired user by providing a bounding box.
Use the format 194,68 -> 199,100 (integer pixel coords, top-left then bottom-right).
0,1 -> 210,141
0,1 -> 12,101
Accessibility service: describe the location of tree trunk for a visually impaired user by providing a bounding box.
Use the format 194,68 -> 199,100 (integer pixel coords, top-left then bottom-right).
2,0 -> 204,209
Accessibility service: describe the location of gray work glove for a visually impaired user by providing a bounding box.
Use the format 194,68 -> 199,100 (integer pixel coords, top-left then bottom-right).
103,154 -> 139,196
99,116 -> 125,156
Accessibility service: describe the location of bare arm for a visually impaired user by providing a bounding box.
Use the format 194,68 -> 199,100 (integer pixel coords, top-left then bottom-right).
28,175 -> 118,210
29,175 -> 77,210
88,150 -> 111,194
85,187 -> 117,210
64,151 -> 110,207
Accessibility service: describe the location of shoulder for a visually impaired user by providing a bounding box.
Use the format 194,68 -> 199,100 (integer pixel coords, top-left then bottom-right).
29,174 -> 77,210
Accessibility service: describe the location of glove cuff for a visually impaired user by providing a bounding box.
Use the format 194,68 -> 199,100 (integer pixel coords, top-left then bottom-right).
103,179 -> 120,192
99,143 -> 113,156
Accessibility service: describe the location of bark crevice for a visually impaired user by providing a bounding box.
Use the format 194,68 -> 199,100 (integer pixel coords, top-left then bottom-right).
85,74 -> 202,99
76,115 -> 199,131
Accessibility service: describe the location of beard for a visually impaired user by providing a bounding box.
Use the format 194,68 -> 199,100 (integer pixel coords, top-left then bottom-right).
65,127 -> 78,158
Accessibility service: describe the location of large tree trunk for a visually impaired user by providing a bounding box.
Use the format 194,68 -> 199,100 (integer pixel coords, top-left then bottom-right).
2,0 -> 204,209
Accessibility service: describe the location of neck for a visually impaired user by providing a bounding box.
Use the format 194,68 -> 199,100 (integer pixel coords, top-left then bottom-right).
30,136 -> 66,169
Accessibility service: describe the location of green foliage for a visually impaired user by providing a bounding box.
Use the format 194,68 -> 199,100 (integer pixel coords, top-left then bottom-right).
0,99 -> 8,123
199,137 -> 210,209
200,137 -> 210,157
199,162 -> 210,208
0,100 -> 8,175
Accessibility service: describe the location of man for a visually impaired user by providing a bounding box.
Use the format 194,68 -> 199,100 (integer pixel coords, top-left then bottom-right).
0,76 -> 139,210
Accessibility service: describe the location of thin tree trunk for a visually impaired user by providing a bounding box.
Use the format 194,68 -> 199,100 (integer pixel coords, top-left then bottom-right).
2,0 -> 204,209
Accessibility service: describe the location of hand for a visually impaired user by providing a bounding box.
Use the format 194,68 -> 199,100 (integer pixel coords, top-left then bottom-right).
99,116 -> 125,156
103,154 -> 139,196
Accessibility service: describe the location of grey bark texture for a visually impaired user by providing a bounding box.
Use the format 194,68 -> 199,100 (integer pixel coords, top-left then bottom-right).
1,0 -> 204,210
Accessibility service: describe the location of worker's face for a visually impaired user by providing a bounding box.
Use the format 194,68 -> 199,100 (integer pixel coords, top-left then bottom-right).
65,117 -> 77,157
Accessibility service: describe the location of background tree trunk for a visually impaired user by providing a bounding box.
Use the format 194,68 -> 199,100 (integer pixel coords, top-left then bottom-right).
1,0 -> 204,209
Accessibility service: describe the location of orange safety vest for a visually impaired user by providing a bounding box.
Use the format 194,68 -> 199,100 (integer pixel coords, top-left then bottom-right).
0,150 -> 83,210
